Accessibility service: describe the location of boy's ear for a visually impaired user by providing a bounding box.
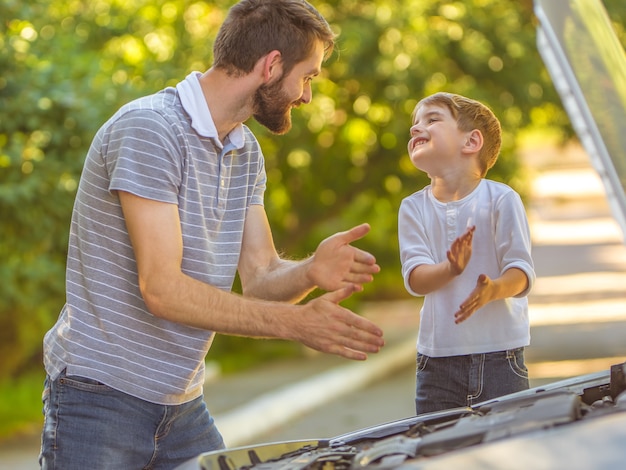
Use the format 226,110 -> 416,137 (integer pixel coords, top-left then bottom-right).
462,129 -> 483,154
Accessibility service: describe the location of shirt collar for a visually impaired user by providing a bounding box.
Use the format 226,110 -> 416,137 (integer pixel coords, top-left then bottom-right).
176,71 -> 244,149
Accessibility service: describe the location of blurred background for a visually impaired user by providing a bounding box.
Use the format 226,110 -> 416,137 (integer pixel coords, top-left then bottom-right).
1,0 -> 625,442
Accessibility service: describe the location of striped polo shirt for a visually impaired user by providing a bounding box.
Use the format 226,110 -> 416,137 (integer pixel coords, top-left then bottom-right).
43,72 -> 266,405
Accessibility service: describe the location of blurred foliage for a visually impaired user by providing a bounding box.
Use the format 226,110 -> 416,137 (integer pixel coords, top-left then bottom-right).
1,0 -> 625,382
0,370 -> 44,438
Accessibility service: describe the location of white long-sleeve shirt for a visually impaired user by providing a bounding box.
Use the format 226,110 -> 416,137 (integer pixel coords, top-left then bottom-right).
399,179 -> 535,357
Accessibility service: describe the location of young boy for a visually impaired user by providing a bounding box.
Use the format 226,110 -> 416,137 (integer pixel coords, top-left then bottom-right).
398,92 -> 535,415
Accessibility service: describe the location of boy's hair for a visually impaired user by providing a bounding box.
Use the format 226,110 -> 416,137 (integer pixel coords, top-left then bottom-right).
213,0 -> 336,78
416,92 -> 502,176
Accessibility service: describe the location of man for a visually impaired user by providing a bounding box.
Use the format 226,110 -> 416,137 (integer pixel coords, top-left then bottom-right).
40,1 -> 384,468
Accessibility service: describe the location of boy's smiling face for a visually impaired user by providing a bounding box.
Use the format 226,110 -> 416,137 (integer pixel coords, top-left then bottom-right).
407,103 -> 467,175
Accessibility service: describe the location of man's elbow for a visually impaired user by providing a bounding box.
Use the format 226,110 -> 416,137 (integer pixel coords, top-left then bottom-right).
138,275 -> 172,319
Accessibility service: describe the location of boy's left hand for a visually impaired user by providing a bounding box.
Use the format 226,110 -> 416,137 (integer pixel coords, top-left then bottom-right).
454,274 -> 494,324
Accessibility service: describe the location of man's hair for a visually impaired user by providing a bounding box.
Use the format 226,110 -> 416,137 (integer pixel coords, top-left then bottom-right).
213,0 -> 336,77
416,92 -> 502,176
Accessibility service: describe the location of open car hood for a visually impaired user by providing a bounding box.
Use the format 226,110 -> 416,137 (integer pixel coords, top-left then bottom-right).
177,364 -> 626,469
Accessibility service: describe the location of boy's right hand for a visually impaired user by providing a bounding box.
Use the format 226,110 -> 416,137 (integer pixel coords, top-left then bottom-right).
447,226 -> 475,275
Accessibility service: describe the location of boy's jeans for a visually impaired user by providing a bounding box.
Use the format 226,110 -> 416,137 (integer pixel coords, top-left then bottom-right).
39,369 -> 225,469
414,347 -> 529,415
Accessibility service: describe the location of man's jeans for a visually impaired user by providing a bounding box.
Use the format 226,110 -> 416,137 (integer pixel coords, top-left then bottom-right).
39,370 -> 225,469
414,348 -> 529,415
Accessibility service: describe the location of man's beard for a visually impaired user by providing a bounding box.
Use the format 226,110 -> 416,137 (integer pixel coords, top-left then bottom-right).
252,78 -> 297,135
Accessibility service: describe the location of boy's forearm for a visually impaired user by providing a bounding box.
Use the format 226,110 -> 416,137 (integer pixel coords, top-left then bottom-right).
492,267 -> 529,300
408,261 -> 457,295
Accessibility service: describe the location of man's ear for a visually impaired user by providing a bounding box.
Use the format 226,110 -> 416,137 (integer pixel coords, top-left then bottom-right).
260,50 -> 283,83
462,129 -> 483,154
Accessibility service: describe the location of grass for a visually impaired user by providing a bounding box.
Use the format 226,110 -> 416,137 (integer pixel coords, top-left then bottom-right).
0,370 -> 45,440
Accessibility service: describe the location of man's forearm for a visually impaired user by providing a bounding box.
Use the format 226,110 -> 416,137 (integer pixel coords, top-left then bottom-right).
141,268 -> 296,337
241,256 -> 317,303
139,268 -> 385,361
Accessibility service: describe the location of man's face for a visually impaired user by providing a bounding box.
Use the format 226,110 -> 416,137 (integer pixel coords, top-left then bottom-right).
252,41 -> 324,135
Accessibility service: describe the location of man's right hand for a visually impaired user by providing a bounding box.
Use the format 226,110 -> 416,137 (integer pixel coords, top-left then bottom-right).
287,285 -> 385,361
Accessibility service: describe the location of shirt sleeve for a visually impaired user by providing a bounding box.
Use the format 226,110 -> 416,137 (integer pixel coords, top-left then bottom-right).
103,109 -> 184,204
398,196 -> 435,297
494,190 -> 536,297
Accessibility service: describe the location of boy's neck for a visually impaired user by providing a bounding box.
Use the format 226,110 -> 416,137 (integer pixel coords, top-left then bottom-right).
430,175 -> 482,202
